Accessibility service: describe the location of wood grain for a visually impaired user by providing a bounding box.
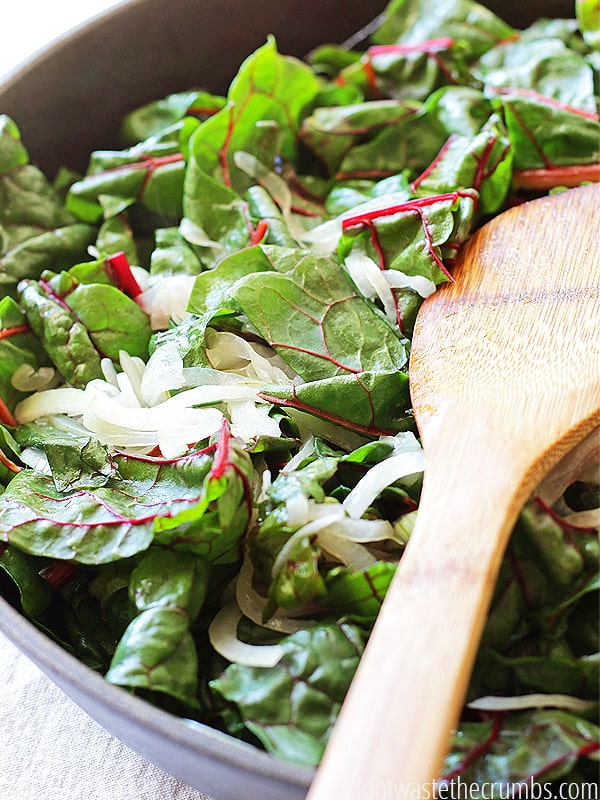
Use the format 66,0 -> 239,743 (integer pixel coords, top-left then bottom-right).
307,183 -> 600,800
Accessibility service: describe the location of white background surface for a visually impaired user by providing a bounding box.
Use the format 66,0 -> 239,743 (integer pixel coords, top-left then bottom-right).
0,2 -> 215,798
0,1 -> 123,80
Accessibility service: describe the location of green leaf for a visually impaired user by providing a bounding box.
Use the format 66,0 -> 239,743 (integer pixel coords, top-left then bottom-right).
231,252 -> 410,433
338,39 -> 474,104
0,446 -> 239,564
0,546 -> 52,617
412,113 -> 512,215
128,547 -> 209,616
67,125 -> 186,223
492,92 -> 600,171
0,296 -> 50,413
188,37 -> 322,193
300,100 -> 420,176
210,622 -> 366,766
106,607 -> 200,704
325,561 -> 396,621
15,419 -> 116,492
120,89 -> 226,145
0,117 -> 95,297
149,227 -> 202,276
373,0 -> 514,60
442,709 -> 600,786
18,274 -> 151,386
152,426 -> 254,565
106,548 -> 209,704
577,0 -> 600,49
339,191 -> 476,283
18,279 -> 104,387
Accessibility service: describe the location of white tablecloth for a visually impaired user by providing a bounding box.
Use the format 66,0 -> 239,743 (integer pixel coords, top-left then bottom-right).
0,631 -> 215,799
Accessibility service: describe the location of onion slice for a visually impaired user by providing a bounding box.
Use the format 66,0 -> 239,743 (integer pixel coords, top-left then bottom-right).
343,448 -> 425,519
467,694 -> 598,713
208,601 -> 286,667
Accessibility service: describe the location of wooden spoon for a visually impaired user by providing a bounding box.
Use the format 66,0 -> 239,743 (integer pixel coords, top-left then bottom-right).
307,183 -> 600,799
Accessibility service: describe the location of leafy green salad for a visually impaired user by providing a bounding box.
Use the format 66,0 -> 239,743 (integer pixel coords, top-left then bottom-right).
0,0 -> 598,789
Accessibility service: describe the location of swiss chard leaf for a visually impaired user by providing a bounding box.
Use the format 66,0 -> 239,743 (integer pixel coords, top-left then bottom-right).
324,561 -> 396,621
187,37 -> 322,193
210,622 -> 366,766
152,424 -> 254,565
120,89 -> 226,145
441,710 -> 600,787
15,419 -> 116,492
67,124 -> 186,224
0,296 -> 49,412
300,100 -> 420,176
411,113 -> 512,215
491,91 -> 600,172
0,116 -> 95,297
337,39 -> 475,104
0,440 -> 251,565
18,272 -> 151,387
0,545 -> 52,617
149,227 -> 202,276
231,252 -> 411,433
106,547 -> 209,706
339,190 -> 477,282
373,0 -> 514,60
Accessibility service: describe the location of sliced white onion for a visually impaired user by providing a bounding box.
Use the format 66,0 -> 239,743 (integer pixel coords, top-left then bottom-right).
282,436 -> 315,474
467,694 -> 598,713
285,493 -> 312,529
160,383 -> 264,409
343,449 -> 425,519
156,407 -> 224,458
19,447 -> 51,475
228,400 -> 281,442
15,387 -> 91,423
271,508 -> 346,579
208,601 -> 285,667
130,265 -> 150,292
179,216 -> 226,250
140,343 -> 186,406
317,527 -> 378,570
206,330 -> 295,384
47,414 -> 93,437
137,274 -> 197,330
182,367 -> 247,387
326,516 -> 396,543
118,351 -> 146,406
300,218 -> 343,255
10,364 -> 56,392
100,358 -> 120,389
286,408 -> 368,453
345,251 -> 397,322
82,389 -> 224,455
235,555 -> 313,635
382,269 -> 437,299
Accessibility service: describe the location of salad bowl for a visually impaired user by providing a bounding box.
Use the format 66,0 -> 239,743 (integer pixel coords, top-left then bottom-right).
0,2 -> 595,800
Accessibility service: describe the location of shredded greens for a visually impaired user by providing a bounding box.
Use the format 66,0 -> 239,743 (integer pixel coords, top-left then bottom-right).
0,0 -> 598,789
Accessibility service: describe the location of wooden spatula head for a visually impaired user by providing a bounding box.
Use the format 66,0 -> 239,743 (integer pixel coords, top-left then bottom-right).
412,182 -> 600,483
307,183 -> 600,800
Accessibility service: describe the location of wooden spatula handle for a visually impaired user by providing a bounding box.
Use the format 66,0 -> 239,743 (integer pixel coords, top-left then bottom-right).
306,407 -> 543,800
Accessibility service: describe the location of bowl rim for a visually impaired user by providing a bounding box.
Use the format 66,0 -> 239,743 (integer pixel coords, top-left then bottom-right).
0,592 -> 314,791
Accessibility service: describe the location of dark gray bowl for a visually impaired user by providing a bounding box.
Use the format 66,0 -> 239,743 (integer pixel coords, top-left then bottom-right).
0,2 -> 577,798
